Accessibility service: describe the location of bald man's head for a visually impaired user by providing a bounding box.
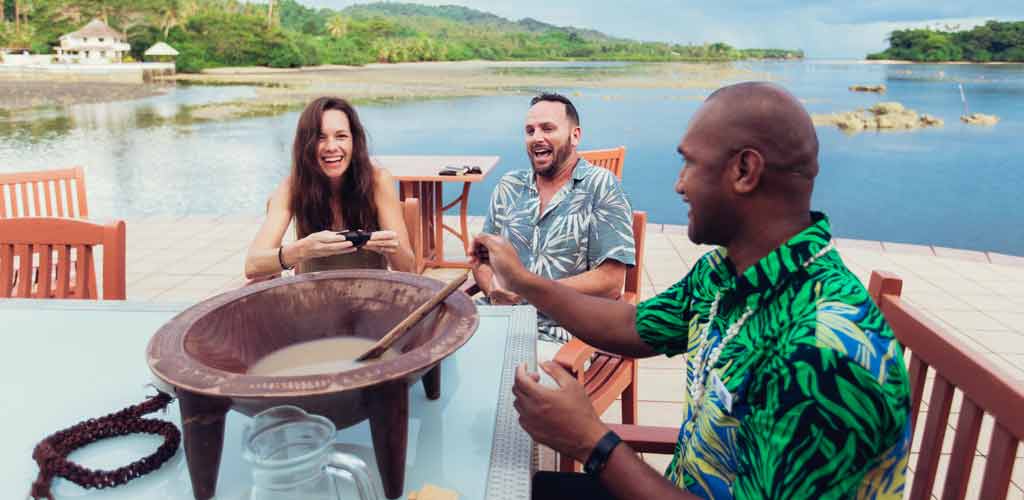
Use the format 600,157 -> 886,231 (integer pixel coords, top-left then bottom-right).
674,82 -> 820,246
702,82 -> 819,178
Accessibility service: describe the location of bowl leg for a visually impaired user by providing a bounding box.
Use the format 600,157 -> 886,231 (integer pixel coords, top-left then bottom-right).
422,364 -> 441,400
178,391 -> 232,500
367,381 -> 409,499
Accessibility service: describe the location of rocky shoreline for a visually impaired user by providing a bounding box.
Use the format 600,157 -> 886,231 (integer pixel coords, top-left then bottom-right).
1,61 -> 763,119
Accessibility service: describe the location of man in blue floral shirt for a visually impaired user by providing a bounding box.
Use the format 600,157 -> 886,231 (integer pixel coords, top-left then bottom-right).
475,93 -> 635,355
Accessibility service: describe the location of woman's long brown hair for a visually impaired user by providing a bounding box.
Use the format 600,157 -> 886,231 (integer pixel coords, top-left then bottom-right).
290,97 -> 379,238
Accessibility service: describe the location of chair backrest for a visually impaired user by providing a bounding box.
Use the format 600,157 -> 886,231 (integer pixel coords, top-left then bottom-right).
402,197 -> 423,274
623,211 -> 646,304
868,271 -> 1023,500
0,217 -> 125,300
0,166 -> 89,219
580,146 -> 626,180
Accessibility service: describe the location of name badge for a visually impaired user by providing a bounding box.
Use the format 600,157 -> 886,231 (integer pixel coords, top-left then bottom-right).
710,371 -> 733,413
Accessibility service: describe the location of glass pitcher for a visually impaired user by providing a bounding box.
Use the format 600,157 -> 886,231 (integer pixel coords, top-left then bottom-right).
242,405 -> 384,500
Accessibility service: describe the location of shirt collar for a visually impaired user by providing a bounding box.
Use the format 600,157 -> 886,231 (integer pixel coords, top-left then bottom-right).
528,157 -> 593,193
710,212 -> 834,299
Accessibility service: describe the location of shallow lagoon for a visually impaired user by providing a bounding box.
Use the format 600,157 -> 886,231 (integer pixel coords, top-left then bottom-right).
0,61 -> 1021,255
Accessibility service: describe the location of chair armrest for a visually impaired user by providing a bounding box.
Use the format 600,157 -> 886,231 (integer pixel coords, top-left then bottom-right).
607,424 -> 678,455
553,337 -> 597,376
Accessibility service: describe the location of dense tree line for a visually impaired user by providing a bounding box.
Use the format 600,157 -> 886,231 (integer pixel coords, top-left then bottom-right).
0,0 -> 802,72
868,21 -> 1024,62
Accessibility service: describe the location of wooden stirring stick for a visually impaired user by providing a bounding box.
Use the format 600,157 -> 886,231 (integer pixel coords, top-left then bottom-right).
355,271 -> 470,362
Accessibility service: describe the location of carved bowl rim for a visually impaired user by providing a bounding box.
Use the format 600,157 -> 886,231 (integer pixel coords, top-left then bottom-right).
146,269 -> 479,398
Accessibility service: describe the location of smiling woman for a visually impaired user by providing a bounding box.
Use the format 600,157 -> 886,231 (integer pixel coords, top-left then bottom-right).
244,96 -> 416,278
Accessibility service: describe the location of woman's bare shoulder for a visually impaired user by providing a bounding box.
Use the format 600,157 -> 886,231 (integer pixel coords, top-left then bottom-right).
373,166 -> 396,184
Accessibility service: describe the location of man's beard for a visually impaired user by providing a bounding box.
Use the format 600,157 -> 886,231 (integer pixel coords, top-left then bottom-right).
532,140 -> 574,179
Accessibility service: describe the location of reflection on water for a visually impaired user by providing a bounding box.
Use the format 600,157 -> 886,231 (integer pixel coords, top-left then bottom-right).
0,62 -> 1021,255
0,84 -> 257,143
0,113 -> 75,142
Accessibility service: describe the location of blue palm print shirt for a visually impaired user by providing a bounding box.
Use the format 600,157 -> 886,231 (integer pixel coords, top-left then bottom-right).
482,159 -> 636,342
636,213 -> 911,499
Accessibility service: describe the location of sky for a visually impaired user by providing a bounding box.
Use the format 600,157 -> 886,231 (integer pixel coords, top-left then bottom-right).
299,0 -> 1022,58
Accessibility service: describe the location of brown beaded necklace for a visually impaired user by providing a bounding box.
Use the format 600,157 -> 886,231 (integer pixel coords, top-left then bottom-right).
29,391 -> 181,500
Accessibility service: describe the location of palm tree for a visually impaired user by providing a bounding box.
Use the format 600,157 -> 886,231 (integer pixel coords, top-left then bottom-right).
326,14 -> 347,39
16,0 -> 34,36
159,0 -> 182,38
181,0 -> 199,19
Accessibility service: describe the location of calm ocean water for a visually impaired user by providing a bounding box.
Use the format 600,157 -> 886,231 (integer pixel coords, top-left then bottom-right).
1,61 -> 1022,255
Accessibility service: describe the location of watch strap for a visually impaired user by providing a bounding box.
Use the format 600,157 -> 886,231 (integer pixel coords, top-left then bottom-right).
584,430 -> 622,476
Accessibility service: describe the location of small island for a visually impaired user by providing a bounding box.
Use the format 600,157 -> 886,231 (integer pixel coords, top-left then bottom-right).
813,102 -> 944,132
867,21 -> 1024,63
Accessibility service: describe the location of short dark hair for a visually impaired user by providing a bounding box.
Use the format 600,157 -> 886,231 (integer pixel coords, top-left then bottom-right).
530,93 -> 580,127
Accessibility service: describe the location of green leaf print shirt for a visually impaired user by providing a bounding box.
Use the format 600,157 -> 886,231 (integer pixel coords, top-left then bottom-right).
636,212 -> 911,500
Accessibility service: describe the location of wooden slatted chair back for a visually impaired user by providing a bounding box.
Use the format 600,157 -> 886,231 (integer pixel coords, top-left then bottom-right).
0,217 -> 125,300
402,197 -> 424,273
623,211 -> 647,305
0,166 -> 89,219
580,146 -> 626,180
555,210 -> 646,472
868,271 -> 1023,500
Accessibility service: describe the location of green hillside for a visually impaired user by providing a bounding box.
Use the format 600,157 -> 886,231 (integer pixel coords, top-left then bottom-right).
0,0 -> 803,72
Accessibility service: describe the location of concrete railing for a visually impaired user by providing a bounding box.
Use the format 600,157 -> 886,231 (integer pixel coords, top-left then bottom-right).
0,54 -> 55,66
0,62 -> 176,83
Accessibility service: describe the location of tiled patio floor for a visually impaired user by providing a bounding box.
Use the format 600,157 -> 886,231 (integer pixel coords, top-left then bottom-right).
116,214 -> 1024,497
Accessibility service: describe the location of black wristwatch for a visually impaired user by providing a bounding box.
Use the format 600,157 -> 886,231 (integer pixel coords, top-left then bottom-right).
584,430 -> 622,476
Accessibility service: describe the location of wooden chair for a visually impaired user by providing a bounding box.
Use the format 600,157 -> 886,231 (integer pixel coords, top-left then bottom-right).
608,271 -> 1024,499
0,217 -> 126,300
402,197 -> 424,274
580,146 -> 626,180
0,166 -> 89,219
0,166 -> 93,295
554,210 -> 646,472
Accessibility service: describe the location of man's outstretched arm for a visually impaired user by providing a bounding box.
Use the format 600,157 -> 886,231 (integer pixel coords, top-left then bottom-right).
473,233 -> 655,358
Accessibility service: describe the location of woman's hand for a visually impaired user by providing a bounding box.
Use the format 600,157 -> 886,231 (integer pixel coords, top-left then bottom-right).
296,230 -> 356,260
362,230 -> 401,254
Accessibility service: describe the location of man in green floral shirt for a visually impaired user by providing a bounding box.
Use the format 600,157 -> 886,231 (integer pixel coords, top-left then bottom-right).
472,82 -> 911,499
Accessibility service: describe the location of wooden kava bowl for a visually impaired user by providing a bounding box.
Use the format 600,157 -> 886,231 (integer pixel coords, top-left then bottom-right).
146,270 -> 479,499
